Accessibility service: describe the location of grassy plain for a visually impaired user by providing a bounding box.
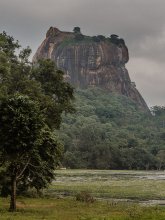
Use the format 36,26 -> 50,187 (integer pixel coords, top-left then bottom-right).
0,170 -> 165,220
1,197 -> 165,220
48,169 -> 165,201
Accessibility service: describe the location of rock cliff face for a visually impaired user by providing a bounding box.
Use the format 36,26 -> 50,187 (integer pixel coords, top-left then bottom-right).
33,27 -> 148,110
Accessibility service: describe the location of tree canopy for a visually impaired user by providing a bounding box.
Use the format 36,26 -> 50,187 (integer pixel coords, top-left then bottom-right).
59,88 -> 165,170
0,32 -> 74,211
73,27 -> 81,34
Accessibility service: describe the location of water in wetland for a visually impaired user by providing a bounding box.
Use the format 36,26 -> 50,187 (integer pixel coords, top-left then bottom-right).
46,170 -> 165,206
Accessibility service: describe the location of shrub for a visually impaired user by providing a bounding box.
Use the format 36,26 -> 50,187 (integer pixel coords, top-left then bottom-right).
92,36 -> 100,42
76,191 -> 95,203
75,34 -> 84,41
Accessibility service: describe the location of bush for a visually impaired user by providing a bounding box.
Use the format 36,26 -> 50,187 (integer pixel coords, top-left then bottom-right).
74,34 -> 84,41
76,191 -> 95,203
92,36 -> 100,42
97,35 -> 106,41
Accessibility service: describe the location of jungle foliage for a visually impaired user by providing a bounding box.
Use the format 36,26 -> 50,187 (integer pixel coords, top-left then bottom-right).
59,88 -> 165,170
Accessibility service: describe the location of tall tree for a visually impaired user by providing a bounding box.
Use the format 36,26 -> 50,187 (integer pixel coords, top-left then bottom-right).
0,95 -> 43,210
0,32 -> 74,211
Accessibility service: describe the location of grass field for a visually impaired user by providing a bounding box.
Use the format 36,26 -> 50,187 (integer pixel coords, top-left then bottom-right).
48,170 -> 165,202
0,197 -> 165,220
0,170 -> 165,220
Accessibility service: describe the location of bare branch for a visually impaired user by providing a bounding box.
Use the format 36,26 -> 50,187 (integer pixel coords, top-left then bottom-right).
16,158 -> 31,180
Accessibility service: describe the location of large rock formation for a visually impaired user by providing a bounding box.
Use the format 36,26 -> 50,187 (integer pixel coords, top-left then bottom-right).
33,27 -> 148,110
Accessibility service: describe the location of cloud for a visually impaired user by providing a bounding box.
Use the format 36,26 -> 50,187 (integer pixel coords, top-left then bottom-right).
127,58 -> 165,106
0,0 -> 165,106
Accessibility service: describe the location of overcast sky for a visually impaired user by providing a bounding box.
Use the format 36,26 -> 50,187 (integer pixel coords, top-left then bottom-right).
0,0 -> 165,107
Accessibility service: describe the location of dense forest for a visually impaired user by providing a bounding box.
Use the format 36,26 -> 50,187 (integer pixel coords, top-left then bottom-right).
58,87 -> 165,170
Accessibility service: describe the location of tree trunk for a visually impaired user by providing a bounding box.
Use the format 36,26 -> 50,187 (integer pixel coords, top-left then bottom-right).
9,176 -> 17,212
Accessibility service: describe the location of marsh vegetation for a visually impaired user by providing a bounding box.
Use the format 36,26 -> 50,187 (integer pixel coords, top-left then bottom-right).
48,169 -> 165,203
1,170 -> 165,220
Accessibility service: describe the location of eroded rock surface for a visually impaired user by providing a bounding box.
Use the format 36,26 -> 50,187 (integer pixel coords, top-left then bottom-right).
33,27 -> 148,110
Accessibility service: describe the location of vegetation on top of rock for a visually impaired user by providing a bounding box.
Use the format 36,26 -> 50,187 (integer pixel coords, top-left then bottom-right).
74,33 -> 85,41
64,27 -> 126,46
92,35 -> 106,42
108,34 -> 126,46
73,27 -> 81,34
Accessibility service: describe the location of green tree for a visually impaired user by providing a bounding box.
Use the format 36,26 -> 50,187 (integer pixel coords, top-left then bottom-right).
156,150 -> 165,170
32,59 -> 74,128
0,95 -> 43,210
59,87 -> 162,170
73,27 -> 84,41
0,32 -> 74,122
73,27 -> 81,34
0,32 -> 74,211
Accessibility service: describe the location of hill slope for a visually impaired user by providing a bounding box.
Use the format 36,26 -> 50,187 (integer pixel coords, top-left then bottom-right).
59,88 -> 165,169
